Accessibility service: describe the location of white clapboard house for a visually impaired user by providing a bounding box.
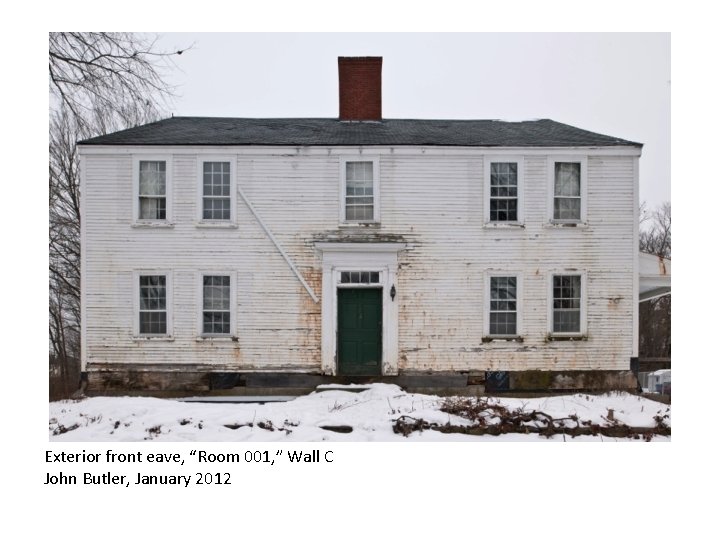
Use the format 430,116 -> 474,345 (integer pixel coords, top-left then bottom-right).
77,57 -> 646,395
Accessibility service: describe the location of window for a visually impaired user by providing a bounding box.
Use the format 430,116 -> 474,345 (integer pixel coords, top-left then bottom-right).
490,163 -> 518,221
489,276 -> 518,336
202,275 -> 231,335
340,157 -> 379,223
133,156 -> 172,224
134,272 -> 172,337
198,158 -> 236,224
552,275 -> 581,333
139,161 -> 167,219
340,271 -> 380,284
548,156 -> 587,223
202,162 -> 231,219
484,156 -> 523,225
554,163 -> 580,220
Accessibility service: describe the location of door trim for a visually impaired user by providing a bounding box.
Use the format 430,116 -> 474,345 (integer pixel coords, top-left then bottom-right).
315,242 -> 406,376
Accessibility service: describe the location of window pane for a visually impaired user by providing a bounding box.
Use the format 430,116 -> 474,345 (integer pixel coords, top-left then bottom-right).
139,161 -> 166,196
139,276 -> 166,310
139,197 -> 166,220
490,199 -> 518,221
554,198 -> 580,220
140,311 -> 167,334
346,205 -> 374,221
203,276 -> 230,310
553,310 -> 580,333
347,161 -> 373,183
203,311 -> 230,335
203,198 -> 231,220
490,312 -> 517,336
554,162 -> 580,196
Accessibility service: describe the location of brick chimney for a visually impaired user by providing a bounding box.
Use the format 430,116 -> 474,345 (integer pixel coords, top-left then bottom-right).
338,57 -> 382,121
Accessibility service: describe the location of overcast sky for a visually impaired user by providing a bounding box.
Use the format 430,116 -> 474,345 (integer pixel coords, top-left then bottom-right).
157,32 -> 670,208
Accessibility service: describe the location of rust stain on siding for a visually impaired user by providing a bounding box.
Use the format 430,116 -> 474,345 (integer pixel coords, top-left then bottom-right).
300,265 -> 323,364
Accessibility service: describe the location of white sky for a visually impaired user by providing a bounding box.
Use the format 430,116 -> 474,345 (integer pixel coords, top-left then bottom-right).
157,32 -> 670,209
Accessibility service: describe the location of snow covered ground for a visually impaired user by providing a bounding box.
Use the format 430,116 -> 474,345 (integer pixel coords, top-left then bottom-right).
49,384 -> 670,442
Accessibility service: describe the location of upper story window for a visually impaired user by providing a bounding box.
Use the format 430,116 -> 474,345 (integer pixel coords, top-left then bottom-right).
139,161 -> 167,219
484,156 -> 524,225
554,163 -> 580,220
198,158 -> 236,225
133,156 -> 172,225
340,157 -> 379,223
490,163 -> 518,221
548,156 -> 587,224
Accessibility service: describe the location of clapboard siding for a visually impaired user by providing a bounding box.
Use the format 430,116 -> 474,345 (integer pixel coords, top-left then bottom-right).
81,148 -> 637,372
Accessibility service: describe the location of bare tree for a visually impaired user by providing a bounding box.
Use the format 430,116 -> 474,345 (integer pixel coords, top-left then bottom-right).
640,201 -> 671,259
49,33 -> 188,399
49,32 -> 188,131
639,201 -> 671,359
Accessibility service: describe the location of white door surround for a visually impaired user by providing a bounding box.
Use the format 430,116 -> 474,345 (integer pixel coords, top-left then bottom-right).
314,242 -> 406,375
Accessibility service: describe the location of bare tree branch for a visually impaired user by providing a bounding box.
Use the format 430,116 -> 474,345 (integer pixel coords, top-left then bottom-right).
49,33 -> 189,399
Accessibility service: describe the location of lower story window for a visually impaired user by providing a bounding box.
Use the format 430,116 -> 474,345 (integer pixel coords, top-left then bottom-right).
139,275 -> 167,334
489,276 -> 517,336
552,275 -> 581,333
202,275 -> 231,334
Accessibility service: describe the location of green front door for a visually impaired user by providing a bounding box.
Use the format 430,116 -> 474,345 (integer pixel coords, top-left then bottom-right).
337,288 -> 382,375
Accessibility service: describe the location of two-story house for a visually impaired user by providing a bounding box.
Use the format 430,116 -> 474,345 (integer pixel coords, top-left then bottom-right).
77,57 -> 643,395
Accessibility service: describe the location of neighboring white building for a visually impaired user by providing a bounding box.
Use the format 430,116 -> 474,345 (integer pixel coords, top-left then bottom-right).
78,57 -> 643,395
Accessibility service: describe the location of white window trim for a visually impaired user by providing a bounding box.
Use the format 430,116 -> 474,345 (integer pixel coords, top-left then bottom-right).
196,271 -> 237,339
196,156 -> 238,227
484,271 -> 523,339
132,155 -> 173,226
547,155 -> 588,225
339,156 -> 380,225
483,156 -> 524,227
132,270 -> 173,340
547,270 -> 588,338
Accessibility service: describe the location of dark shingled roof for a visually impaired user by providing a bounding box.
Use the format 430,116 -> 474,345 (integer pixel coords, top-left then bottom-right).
78,117 -> 642,147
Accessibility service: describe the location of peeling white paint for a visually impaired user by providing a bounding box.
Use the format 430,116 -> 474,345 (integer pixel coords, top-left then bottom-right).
80,148 -> 638,374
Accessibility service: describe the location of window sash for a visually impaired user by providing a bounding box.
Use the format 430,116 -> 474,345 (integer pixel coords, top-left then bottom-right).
139,196 -> 166,220
202,275 -> 231,334
489,276 -> 518,335
139,275 -> 167,334
552,275 -> 581,333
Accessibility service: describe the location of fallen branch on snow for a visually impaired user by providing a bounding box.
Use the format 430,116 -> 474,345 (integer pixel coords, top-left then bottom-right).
392,397 -> 670,440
